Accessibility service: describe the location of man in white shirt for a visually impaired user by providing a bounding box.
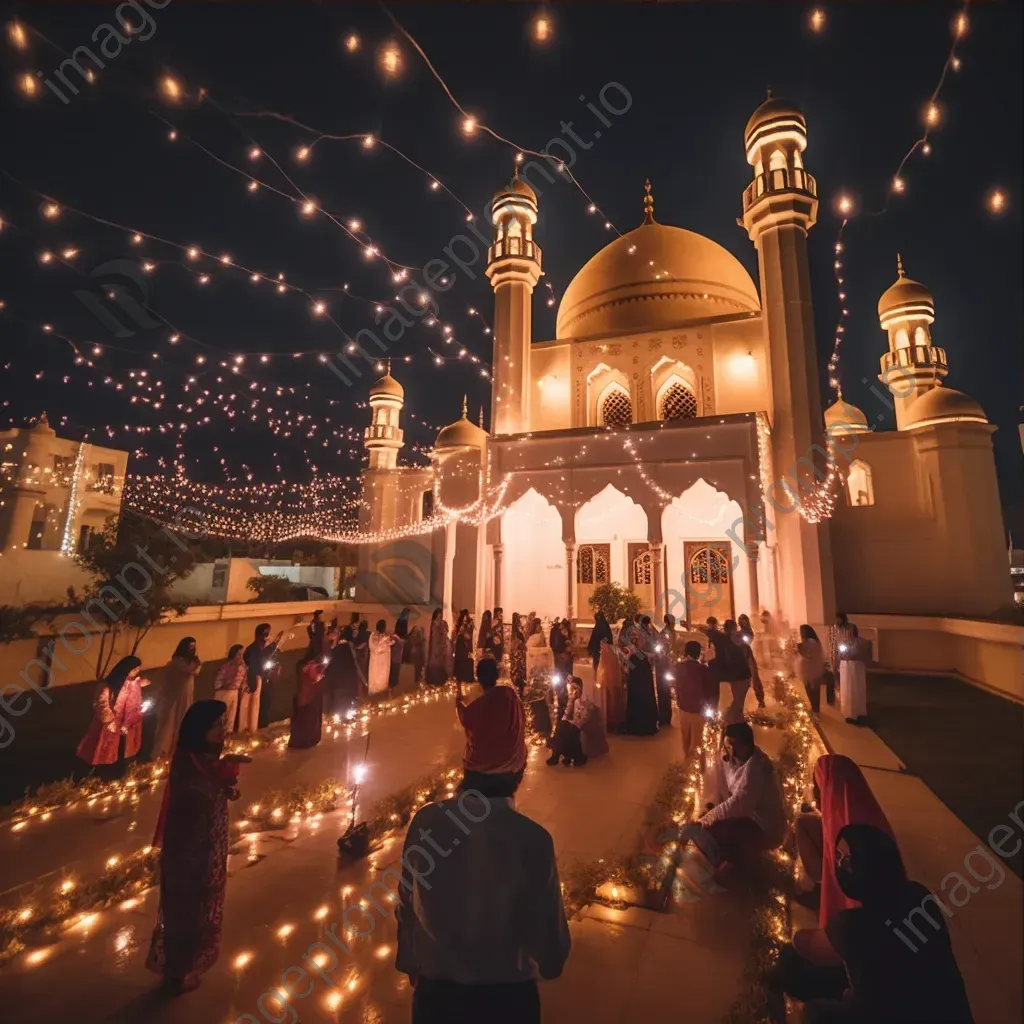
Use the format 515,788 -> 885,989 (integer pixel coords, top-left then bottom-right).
681,721 -> 787,887
396,674 -> 571,1023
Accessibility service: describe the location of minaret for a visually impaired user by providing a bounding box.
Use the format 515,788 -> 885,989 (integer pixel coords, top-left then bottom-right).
877,255 -> 948,429
741,92 -> 835,627
486,169 -> 543,435
363,360 -> 405,470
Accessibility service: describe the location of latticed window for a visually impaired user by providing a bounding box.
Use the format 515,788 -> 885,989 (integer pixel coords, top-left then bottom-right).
661,382 -> 698,421
595,551 -> 609,584
578,546 -> 594,585
632,550 -> 653,586
689,546 -> 729,585
601,388 -> 633,428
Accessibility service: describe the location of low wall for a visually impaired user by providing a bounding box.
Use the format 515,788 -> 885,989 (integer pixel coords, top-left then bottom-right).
850,614 -> 1024,704
2,599 -> 434,691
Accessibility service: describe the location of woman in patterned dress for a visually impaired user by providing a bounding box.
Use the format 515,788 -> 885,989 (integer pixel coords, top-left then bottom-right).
147,700 -> 250,992
425,608 -> 449,686
509,612 -> 527,695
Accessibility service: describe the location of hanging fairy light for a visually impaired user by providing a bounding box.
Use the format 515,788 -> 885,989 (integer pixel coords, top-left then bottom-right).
7,19 -> 28,50
159,75 -> 183,103
17,71 -> 38,97
808,8 -> 826,34
986,187 -> 1007,215
343,32 -> 360,53
460,115 -> 477,136
834,193 -> 855,217
924,102 -> 941,128
531,9 -> 554,45
377,40 -> 402,79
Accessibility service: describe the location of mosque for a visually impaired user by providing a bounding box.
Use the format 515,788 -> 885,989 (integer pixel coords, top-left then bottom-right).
355,95 -> 1011,631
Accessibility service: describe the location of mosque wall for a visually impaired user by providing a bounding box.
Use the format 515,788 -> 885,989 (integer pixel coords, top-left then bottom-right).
831,427 -> 1011,618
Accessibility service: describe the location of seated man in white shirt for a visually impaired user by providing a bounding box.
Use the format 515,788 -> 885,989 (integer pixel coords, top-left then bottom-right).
680,721 -> 788,887
396,709 -> 571,1022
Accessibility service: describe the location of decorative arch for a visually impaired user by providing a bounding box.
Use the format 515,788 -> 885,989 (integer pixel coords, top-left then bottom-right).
768,148 -> 787,172
913,326 -> 928,347
649,357 -> 702,421
895,327 -> 911,350
586,363 -> 633,427
846,459 -> 874,507
600,384 -> 633,428
500,488 -> 565,618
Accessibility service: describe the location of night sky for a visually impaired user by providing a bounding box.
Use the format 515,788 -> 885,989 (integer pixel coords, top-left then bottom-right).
1,3 -> 1020,532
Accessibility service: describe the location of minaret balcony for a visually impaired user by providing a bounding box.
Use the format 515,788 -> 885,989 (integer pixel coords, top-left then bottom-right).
364,424 -> 403,443
880,345 -> 948,376
742,167 -> 818,212
487,236 -> 542,267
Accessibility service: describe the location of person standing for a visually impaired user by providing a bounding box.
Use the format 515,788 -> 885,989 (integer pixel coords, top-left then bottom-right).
476,610 -> 494,659
454,611 -> 475,684
288,655 -> 325,749
794,626 -> 828,713
400,664 -> 569,1024
654,614 -> 676,727
353,620 -> 371,690
368,619 -> 398,696
828,612 -> 857,674
242,623 -> 283,730
395,607 -> 411,641
408,625 -> 427,684
492,607 -> 506,664
672,641 -> 715,762
212,644 -> 246,732
596,638 -> 626,733
153,637 -> 201,759
147,700 -> 250,992
710,620 -> 758,725
306,609 -> 326,658
76,656 -> 150,779
547,678 -> 589,767
425,608 -> 450,686
587,610 -> 612,672
618,617 -> 658,735
839,625 -> 870,725
737,614 -> 766,707
509,612 -> 527,695
323,627 -> 357,718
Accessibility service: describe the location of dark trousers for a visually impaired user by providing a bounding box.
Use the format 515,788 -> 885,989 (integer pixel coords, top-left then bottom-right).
412,978 -> 540,1024
257,681 -> 274,728
549,720 -> 585,764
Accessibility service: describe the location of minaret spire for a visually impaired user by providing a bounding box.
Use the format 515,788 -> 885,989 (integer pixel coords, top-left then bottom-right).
643,179 -> 655,224
461,394 -> 468,418
385,356 -> 392,375
896,253 -> 905,278
478,406 -> 484,428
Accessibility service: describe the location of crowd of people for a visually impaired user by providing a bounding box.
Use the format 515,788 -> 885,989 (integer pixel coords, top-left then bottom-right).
68,600 -> 972,1021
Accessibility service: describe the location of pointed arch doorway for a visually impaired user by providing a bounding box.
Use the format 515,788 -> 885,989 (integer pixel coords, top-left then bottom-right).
684,542 -> 734,623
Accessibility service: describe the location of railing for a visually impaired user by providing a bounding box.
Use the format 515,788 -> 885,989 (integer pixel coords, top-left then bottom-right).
487,236 -> 542,266
363,424 -> 403,442
743,167 -> 818,210
880,345 -> 948,374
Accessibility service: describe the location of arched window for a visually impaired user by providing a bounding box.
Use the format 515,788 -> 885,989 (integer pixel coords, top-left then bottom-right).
601,388 -> 633,429
421,489 -> 435,520
913,326 -> 928,348
661,381 -> 698,421
895,328 -> 910,350
688,545 -> 730,585
847,460 -> 874,507
768,149 -> 787,172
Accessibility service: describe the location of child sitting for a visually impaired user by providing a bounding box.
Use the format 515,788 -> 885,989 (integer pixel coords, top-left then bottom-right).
547,677 -> 591,767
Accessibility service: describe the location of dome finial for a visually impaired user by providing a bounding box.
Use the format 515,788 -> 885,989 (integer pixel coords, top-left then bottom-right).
461,394 -> 468,418
643,179 -> 655,224
478,406 -> 484,428
766,86 -> 773,100
385,356 -> 392,375
896,253 -> 905,278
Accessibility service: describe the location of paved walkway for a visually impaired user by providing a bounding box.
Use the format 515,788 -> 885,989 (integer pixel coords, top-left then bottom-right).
813,697 -> 1023,1024
0,672 -> 769,1024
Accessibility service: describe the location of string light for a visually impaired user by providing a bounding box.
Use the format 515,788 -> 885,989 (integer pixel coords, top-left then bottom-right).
343,32 -> 360,53
808,8 -> 826,34
986,187 -> 1007,215
7,19 -> 29,50
17,71 -> 38,97
531,9 -> 554,44
159,75 -> 183,103
377,40 -> 403,79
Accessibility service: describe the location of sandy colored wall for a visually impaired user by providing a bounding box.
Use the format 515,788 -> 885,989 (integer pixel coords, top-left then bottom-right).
0,550 -> 94,605
851,613 -> 1024,704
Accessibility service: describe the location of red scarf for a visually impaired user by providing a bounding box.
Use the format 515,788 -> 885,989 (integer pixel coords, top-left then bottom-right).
152,751 -> 240,848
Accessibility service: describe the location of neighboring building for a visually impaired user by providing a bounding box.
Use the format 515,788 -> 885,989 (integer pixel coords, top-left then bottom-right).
355,95 -> 1012,628
0,414 -> 128,604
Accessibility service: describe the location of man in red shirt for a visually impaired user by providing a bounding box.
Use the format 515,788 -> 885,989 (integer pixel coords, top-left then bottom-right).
455,657 -> 527,776
672,641 -> 717,761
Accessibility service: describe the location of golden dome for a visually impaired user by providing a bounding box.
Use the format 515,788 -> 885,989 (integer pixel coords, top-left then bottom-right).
824,399 -> 870,434
878,255 -> 934,327
435,397 -> 488,451
744,94 -> 806,145
493,171 -> 537,205
555,221 -> 760,340
369,370 -> 404,401
903,386 -> 987,430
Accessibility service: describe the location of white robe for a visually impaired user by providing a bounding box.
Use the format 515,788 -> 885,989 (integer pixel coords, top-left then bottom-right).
839,660 -> 867,719
368,632 -> 396,696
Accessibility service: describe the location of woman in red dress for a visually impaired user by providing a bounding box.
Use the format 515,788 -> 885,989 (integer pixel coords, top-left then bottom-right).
76,656 -> 150,780
147,700 -> 250,992
288,655 -> 325,749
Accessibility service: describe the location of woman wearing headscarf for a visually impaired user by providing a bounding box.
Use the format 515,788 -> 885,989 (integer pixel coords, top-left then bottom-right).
425,608 -> 449,687
618,616 -> 659,735
491,606 -> 505,664
839,625 -> 870,725
803,824 -> 974,1023
777,754 -> 896,1001
153,637 -> 201,759
353,620 -> 371,691
76,656 -> 150,779
476,610 -> 494,657
587,610 -> 613,672
596,637 -> 626,732
795,625 -> 829,713
147,700 -> 251,992
453,610 -> 475,684
212,644 -> 247,733
241,623 -> 283,731
368,619 -> 398,696
509,612 -> 527,695
289,654 -> 326,749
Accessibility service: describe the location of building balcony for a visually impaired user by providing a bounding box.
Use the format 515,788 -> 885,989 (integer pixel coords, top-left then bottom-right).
364,424 -> 403,443
487,236 -> 542,267
742,167 -> 818,212
880,345 -> 948,376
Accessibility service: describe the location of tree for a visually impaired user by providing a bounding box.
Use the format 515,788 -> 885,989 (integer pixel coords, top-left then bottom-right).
74,512 -> 199,678
245,574 -> 293,603
588,581 -> 641,625
0,605 -> 44,644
